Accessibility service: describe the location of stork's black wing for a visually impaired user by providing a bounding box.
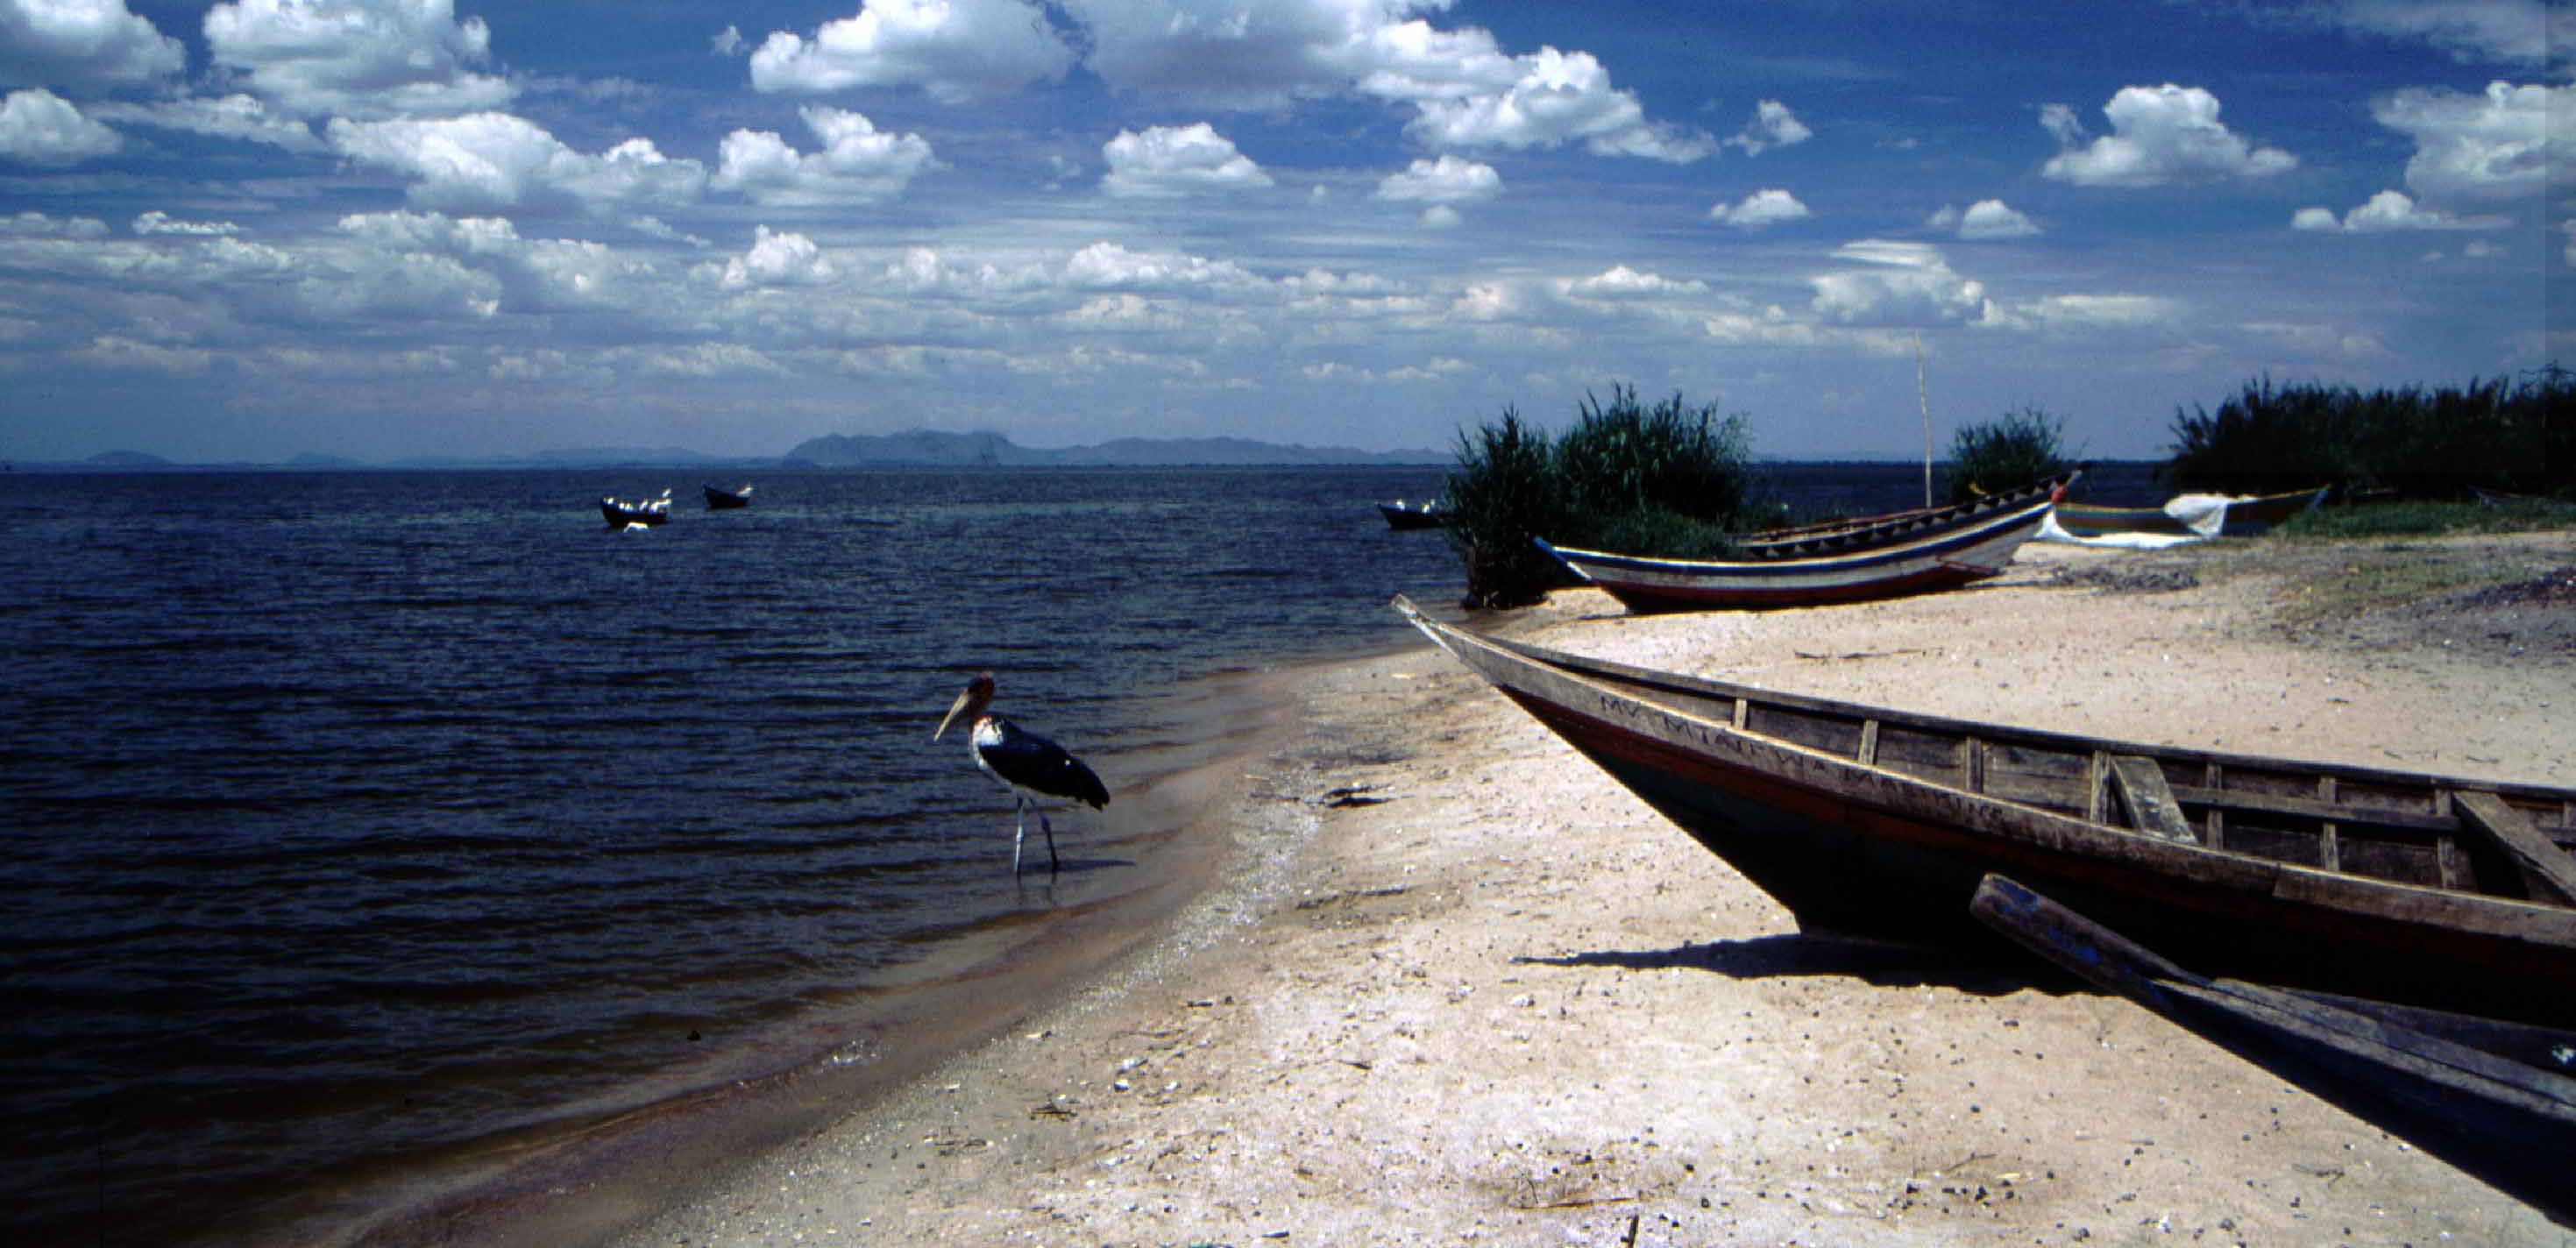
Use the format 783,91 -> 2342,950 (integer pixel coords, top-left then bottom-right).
979,718 -> 1111,808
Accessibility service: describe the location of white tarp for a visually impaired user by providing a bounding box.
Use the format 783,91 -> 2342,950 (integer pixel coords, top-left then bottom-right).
2038,513 -> 2201,549
2040,493 -> 2260,549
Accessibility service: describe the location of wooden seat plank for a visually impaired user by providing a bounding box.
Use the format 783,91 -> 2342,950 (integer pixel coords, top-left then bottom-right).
2455,791 -> 2576,905
2111,755 -> 2198,844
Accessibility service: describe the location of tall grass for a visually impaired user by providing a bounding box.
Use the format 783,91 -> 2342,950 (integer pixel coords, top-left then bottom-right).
2168,367 -> 2570,500
1443,386 -> 1763,608
1442,408 -> 1567,609
1939,407 -> 2069,505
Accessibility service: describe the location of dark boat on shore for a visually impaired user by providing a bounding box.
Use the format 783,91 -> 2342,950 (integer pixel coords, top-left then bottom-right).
600,488 -> 672,527
703,483 -> 754,509
1392,595 -> 2576,1027
2054,484 -> 2326,540
1378,500 -> 1445,530
1536,472 -> 2072,612
1972,873 -> 2576,1224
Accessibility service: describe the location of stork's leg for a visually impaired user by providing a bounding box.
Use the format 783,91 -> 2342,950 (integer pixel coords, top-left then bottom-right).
1038,809 -> 1060,873
1011,797 -> 1029,874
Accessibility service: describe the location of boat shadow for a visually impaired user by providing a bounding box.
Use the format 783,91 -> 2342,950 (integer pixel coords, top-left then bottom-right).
1515,931 -> 2027,996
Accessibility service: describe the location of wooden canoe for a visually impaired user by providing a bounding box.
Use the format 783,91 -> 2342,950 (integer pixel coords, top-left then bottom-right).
1971,873 -> 2576,1223
600,488 -> 672,526
2054,484 -> 2325,539
1730,471 -> 2079,557
1378,500 -> 1445,530
1392,595 -> 2576,1027
1536,476 -> 2068,612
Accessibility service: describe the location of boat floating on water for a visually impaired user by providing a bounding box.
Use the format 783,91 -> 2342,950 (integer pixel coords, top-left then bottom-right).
1378,500 -> 1446,530
600,488 -> 672,527
703,483 -> 754,509
1393,594 -> 2576,1028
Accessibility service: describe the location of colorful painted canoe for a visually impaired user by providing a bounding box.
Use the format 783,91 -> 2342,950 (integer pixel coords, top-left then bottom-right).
1392,595 -> 2576,1028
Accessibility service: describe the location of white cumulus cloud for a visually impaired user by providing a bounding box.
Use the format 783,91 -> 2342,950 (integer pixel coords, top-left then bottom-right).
2290,188 -> 2509,231
720,226 -> 835,290
1928,199 -> 2041,239
0,88 -> 119,165
1709,188 -> 1809,229
2370,81 -> 2564,205
1402,46 -> 1714,162
2040,84 -> 2296,187
714,105 -> 934,205
1100,123 -> 1274,198
749,0 -> 1075,104
1809,240 -> 1988,328
330,112 -> 710,212
1565,265 -> 1707,299
1725,100 -> 1812,155
1373,153 -> 1500,203
205,0 -> 514,120
0,0 -> 182,91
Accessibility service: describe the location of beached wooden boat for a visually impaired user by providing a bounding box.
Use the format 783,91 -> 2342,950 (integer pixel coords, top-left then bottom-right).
1732,472 -> 2077,557
600,488 -> 672,526
2054,484 -> 2325,539
1378,500 -> 1445,530
1391,595 -> 2576,1027
703,482 -> 754,509
1536,475 -> 2069,611
1972,873 -> 2576,1223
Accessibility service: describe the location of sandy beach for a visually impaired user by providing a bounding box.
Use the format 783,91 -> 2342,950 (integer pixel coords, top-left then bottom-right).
600,533 -> 2576,1248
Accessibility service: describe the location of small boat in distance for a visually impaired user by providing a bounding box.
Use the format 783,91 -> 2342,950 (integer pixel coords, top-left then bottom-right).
1378,500 -> 1445,530
703,483 -> 754,509
1537,473 -> 2070,612
2053,484 -> 2326,540
1392,595 -> 2576,1027
600,488 -> 672,527
1972,873 -> 2576,1224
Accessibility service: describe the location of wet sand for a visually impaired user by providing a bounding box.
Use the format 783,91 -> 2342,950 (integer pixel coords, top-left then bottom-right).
601,535 -> 2576,1247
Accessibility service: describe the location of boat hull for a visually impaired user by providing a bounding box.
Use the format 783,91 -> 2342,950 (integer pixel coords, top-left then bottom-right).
1397,597 -> 2576,1027
1539,487 -> 2060,611
2055,485 -> 2325,539
600,500 -> 668,525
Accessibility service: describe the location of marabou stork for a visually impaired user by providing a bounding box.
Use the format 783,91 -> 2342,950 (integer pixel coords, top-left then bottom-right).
933,671 -> 1110,874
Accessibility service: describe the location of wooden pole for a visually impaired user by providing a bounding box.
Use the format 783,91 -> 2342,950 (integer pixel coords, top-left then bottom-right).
1914,334 -> 1932,507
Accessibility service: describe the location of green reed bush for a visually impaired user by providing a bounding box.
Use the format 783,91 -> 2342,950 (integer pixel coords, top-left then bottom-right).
1442,407 -> 1567,608
1938,406 -> 2071,505
1443,385 -> 1764,608
2168,367 -> 2569,500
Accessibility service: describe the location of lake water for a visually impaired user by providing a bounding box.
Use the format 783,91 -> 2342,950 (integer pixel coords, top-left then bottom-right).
0,460 -> 2157,1245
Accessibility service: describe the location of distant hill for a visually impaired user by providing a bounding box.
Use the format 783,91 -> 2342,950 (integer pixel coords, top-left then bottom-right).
13,430 -> 1445,472
786,429 -> 1444,466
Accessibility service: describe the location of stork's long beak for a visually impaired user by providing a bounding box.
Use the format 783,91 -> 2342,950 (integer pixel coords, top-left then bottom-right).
933,686 -> 976,741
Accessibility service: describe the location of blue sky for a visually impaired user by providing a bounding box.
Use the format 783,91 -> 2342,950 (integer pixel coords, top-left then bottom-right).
1,0 -> 2565,463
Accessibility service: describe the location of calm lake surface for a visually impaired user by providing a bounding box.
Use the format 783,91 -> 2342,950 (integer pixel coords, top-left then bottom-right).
0,460 -> 2157,1245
